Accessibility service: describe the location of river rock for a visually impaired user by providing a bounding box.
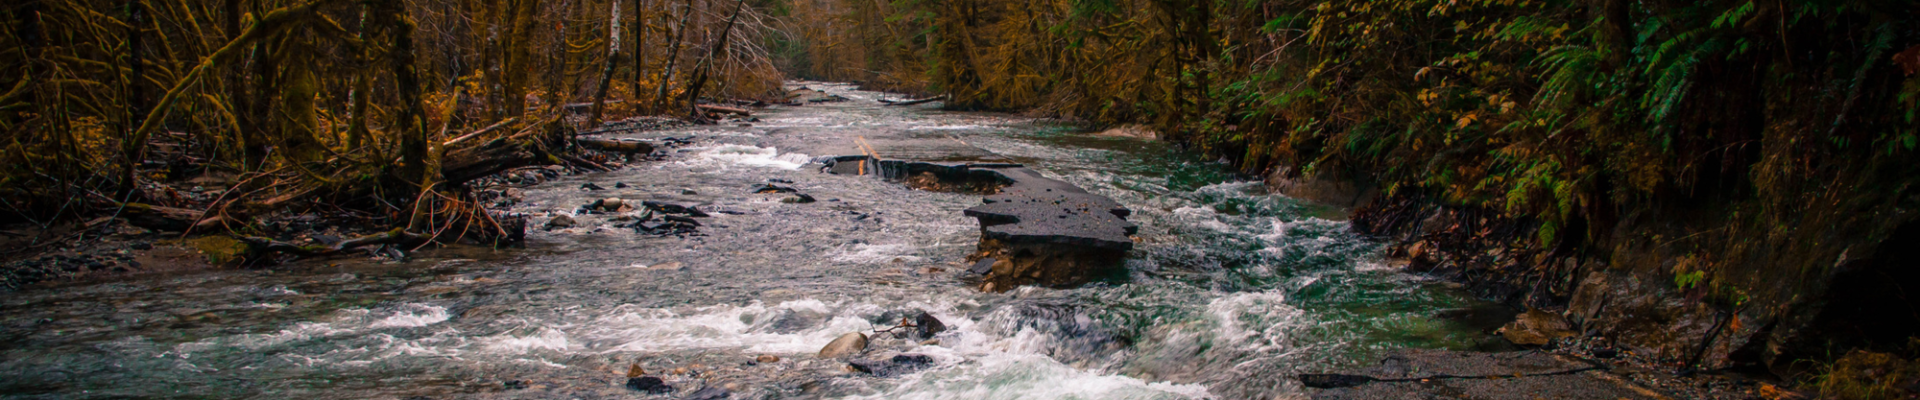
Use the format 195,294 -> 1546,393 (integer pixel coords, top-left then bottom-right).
756,355 -> 780,363
753,184 -> 797,193
848,354 -> 935,377
599,198 -> 625,210
1498,308 -> 1577,346
818,332 -> 869,358
624,376 -> 673,394
782,194 -> 816,204
643,201 -> 710,217
545,214 -> 576,230
914,312 -> 947,339
583,182 -> 606,191
1305,349 -> 1663,399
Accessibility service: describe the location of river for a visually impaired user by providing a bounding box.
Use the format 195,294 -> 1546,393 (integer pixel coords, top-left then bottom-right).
0,82 -> 1513,399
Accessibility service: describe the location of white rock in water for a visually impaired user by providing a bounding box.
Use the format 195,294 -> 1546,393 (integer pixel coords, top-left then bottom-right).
600,198 -> 624,209
818,332 -> 869,359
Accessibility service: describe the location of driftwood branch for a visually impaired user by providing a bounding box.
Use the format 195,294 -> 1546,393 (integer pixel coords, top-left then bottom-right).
696,104 -> 751,116
879,94 -> 947,106
444,117 -> 519,146
121,203 -> 230,232
575,137 -> 656,153
239,229 -> 426,257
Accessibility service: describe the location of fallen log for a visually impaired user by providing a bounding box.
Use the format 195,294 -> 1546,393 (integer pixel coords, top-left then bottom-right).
443,136 -> 548,184
575,137 -> 656,153
696,104 -> 751,116
562,100 -> 622,113
121,203 -> 229,232
239,229 -> 427,257
879,94 -> 947,106
443,117 -> 519,146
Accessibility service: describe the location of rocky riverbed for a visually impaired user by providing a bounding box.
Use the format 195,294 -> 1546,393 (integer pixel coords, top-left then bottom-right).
0,82 -> 1745,399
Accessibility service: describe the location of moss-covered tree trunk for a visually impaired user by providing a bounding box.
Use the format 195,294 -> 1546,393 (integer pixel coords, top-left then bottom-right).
501,0 -> 538,118
375,0 -> 431,189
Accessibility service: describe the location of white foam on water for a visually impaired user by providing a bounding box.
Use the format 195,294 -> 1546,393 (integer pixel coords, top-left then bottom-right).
165,303 -> 450,358
481,327 -> 575,355
852,351 -> 1212,400
831,243 -> 927,264
585,300 -> 876,354
369,303 -> 451,328
693,144 -> 812,170
1171,206 -> 1236,233
906,125 -> 989,131
1207,291 -> 1305,354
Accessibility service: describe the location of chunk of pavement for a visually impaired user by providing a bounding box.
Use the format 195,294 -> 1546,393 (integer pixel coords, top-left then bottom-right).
684,386 -> 730,400
818,332 -> 869,358
1497,308 -> 1577,346
545,214 -> 576,230
914,312 -> 947,340
848,354 -> 936,377
968,258 -> 996,275
949,165 -> 1137,291
624,376 -> 673,394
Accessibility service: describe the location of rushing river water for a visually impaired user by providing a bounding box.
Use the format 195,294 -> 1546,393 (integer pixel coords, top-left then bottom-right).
0,82 -> 1513,399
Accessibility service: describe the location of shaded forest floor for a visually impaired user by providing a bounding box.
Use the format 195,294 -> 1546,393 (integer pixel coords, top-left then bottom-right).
0,112 -> 711,292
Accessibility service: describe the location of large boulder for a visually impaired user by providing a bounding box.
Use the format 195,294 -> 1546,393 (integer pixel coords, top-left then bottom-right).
818,332 -> 869,359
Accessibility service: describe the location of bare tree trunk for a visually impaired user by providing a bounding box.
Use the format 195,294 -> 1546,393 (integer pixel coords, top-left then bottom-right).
588,0 -> 623,126
651,0 -> 694,113
682,0 -> 746,119
629,0 -> 647,104
118,0 -> 146,198
345,5 -> 371,151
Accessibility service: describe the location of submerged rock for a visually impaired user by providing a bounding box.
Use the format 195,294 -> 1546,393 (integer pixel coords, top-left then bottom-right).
818,332 -> 869,358
582,182 -> 606,191
782,194 -> 817,204
752,184 -> 797,193
914,312 -> 947,339
684,386 -> 730,400
624,376 -> 673,394
643,201 -> 710,217
848,354 -> 935,377
755,355 -> 780,363
544,215 -> 576,230
1304,349 -> 1660,399
1498,308 -> 1577,346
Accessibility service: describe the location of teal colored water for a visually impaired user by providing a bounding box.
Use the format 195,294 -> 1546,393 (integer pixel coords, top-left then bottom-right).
0,82 -> 1510,399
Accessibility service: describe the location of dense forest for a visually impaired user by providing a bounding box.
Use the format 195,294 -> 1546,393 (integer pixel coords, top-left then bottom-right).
4,0 -> 1920,396
0,0 -> 790,244
778,0 -> 1920,384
